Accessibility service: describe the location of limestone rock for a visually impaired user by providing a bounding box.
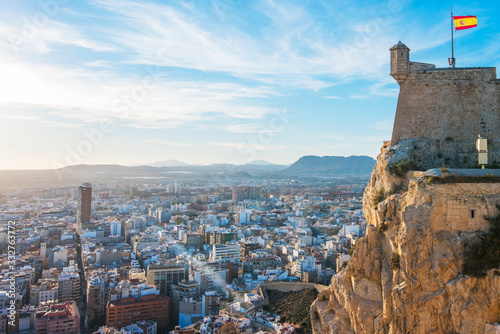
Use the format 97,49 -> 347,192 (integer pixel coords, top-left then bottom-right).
311,143 -> 500,334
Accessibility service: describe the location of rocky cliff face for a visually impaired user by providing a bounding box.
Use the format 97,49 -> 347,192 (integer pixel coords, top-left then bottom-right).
311,142 -> 500,334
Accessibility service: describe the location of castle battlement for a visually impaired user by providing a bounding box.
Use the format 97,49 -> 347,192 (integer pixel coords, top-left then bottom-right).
412,66 -> 497,81
390,41 -> 497,83
389,42 -> 500,169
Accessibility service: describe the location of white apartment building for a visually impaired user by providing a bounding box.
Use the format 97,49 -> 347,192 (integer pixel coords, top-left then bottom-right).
211,244 -> 241,262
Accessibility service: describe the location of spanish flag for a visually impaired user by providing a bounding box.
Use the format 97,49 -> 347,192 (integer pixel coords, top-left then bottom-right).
453,15 -> 477,30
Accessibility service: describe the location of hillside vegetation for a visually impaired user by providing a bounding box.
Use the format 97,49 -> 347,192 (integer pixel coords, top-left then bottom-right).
265,288 -> 319,334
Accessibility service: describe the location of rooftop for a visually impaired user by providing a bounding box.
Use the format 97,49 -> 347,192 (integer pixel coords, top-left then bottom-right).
390,41 -> 409,50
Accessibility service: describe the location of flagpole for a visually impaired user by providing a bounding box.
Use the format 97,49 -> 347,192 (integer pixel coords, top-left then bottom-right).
451,6 -> 455,67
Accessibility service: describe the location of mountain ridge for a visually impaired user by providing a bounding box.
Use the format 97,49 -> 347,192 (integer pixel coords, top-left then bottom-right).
0,155 -> 375,188
283,155 -> 375,175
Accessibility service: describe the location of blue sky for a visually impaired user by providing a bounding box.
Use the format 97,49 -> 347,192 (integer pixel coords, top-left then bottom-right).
0,0 -> 499,170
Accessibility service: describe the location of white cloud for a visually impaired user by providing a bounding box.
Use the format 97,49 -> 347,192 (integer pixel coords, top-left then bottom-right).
85,60 -> 113,68
0,20 -> 116,54
211,123 -> 272,134
86,0 -> 417,89
349,95 -> 370,99
144,139 -> 192,147
0,0 -> 459,98
325,134 -> 348,141
0,58 -> 280,129
208,141 -> 287,150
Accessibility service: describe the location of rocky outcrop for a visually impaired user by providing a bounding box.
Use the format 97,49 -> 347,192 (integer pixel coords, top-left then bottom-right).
311,142 -> 500,334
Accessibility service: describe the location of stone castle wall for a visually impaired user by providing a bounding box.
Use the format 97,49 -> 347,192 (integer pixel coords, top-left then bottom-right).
412,67 -> 496,81
421,181 -> 500,232
408,61 -> 435,72
390,66 -> 500,168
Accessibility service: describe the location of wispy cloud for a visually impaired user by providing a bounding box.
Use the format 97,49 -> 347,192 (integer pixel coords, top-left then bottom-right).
208,142 -> 245,149
349,95 -> 370,99
144,139 -> 192,147
0,0 -> 460,96
325,134 -> 348,141
0,20 -> 117,53
209,141 -> 287,150
85,0 -> 439,89
0,58 -> 280,129
85,60 -> 113,68
1,0 -> 496,170
216,123 -> 270,134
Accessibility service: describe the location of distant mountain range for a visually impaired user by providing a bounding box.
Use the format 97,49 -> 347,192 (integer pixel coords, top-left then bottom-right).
147,160 -> 191,167
282,155 -> 376,176
0,155 -> 375,188
246,160 -> 278,166
134,159 -> 283,168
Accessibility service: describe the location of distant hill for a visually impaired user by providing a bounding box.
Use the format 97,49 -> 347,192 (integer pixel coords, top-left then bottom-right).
135,159 -> 283,168
132,159 -> 190,167
229,171 -> 253,178
149,160 -> 190,167
245,160 -> 279,166
283,155 -> 375,176
0,163 -> 286,188
0,156 -> 374,189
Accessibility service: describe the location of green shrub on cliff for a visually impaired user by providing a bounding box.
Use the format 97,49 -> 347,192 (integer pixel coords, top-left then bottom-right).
388,159 -> 415,178
265,288 -> 319,334
372,186 -> 385,208
439,167 -> 449,173
348,242 -> 356,256
427,176 -> 439,184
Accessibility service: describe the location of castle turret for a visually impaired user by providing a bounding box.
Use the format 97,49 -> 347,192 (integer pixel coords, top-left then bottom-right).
390,41 -> 410,84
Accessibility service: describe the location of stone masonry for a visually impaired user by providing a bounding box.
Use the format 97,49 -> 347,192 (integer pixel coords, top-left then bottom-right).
389,42 -> 500,169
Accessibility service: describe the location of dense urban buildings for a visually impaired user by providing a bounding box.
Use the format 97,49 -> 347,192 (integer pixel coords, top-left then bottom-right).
0,177 -> 367,333
35,301 -> 80,334
106,291 -> 170,331
231,186 -> 261,202
146,264 -> 188,297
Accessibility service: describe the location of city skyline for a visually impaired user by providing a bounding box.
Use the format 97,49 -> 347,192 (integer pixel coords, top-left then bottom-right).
1,0 -> 499,170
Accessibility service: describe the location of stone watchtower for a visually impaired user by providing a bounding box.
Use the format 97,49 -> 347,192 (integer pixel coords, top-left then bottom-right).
390,41 -> 410,84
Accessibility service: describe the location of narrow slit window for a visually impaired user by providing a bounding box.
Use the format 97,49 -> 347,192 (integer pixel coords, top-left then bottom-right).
469,209 -> 476,219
